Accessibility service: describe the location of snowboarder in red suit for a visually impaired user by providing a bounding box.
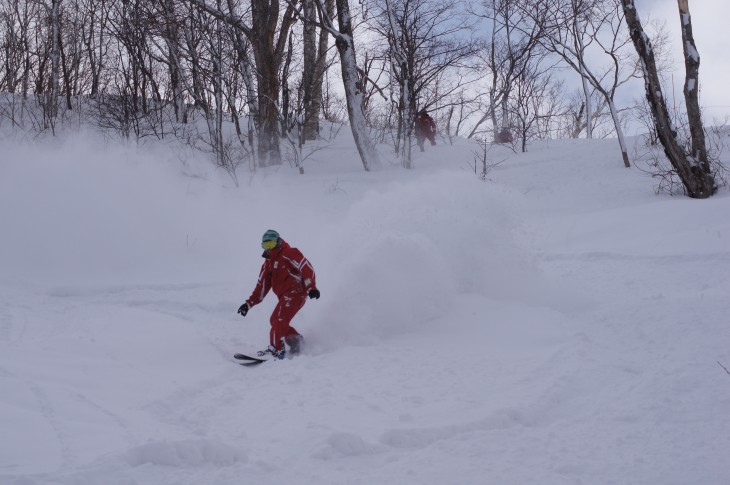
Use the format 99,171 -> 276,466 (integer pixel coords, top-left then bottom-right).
415,110 -> 437,152
237,230 -> 319,359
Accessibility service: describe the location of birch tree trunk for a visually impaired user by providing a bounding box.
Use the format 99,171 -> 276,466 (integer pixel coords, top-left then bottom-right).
575,50 -> 592,136
161,0 -> 187,123
606,97 -> 630,167
239,45 -> 258,159
572,0 -> 592,139
386,0 -> 412,168
221,0 -> 258,157
214,7 -> 224,166
47,0 -> 62,131
310,0 -> 333,138
315,0 -> 378,171
302,0 -> 317,140
250,0 -> 281,166
298,0 -> 332,142
678,0 -> 708,169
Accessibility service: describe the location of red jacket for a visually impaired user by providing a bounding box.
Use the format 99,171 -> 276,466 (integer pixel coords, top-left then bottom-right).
416,113 -> 436,135
246,239 -> 317,307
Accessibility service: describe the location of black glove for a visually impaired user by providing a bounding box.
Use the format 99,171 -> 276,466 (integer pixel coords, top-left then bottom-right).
308,289 -> 320,300
237,303 -> 249,317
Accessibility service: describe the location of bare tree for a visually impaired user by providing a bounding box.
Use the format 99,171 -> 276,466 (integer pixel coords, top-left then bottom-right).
526,0 -> 638,167
621,0 -> 715,198
1,0 -> 35,97
82,0 -> 111,97
37,0 -> 63,132
300,0 -> 332,141
469,0 -> 545,141
365,0 -> 477,166
320,62 -> 348,123
561,88 -> 609,138
152,0 -> 188,123
306,0 -> 378,170
383,0 -> 413,167
279,0 -> 334,145
510,62 -> 563,151
187,0 -> 298,166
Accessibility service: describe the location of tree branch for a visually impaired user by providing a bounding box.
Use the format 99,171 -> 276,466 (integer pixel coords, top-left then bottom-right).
186,0 -> 252,37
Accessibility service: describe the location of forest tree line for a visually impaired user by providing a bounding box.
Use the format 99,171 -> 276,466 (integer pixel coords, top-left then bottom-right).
0,0 -> 720,194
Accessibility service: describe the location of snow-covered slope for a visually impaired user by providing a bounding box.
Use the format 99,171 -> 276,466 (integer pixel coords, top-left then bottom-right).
1,133 -> 729,484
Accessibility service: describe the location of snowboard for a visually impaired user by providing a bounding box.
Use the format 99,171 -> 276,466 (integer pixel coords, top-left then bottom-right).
234,353 -> 269,365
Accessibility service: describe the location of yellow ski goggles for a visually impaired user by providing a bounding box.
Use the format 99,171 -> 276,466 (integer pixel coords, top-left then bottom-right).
261,239 -> 278,250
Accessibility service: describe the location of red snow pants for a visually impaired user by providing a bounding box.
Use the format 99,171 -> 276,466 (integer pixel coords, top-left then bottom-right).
270,291 -> 306,351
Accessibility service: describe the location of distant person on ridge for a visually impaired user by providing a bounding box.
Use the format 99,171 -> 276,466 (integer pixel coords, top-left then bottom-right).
237,230 -> 319,359
415,110 -> 437,152
496,127 -> 513,144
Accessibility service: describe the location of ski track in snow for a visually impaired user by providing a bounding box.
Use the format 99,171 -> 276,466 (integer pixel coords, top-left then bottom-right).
1,136 -> 730,484
26,382 -> 78,469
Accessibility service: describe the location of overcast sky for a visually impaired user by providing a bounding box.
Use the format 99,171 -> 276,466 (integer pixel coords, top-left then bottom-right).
646,0 -> 730,122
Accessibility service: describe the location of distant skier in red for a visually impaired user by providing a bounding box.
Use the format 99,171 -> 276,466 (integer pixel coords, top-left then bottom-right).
237,230 -> 319,359
415,110 -> 437,152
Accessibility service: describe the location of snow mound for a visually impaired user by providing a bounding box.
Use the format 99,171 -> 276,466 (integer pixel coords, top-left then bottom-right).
311,432 -> 384,460
121,439 -> 246,468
